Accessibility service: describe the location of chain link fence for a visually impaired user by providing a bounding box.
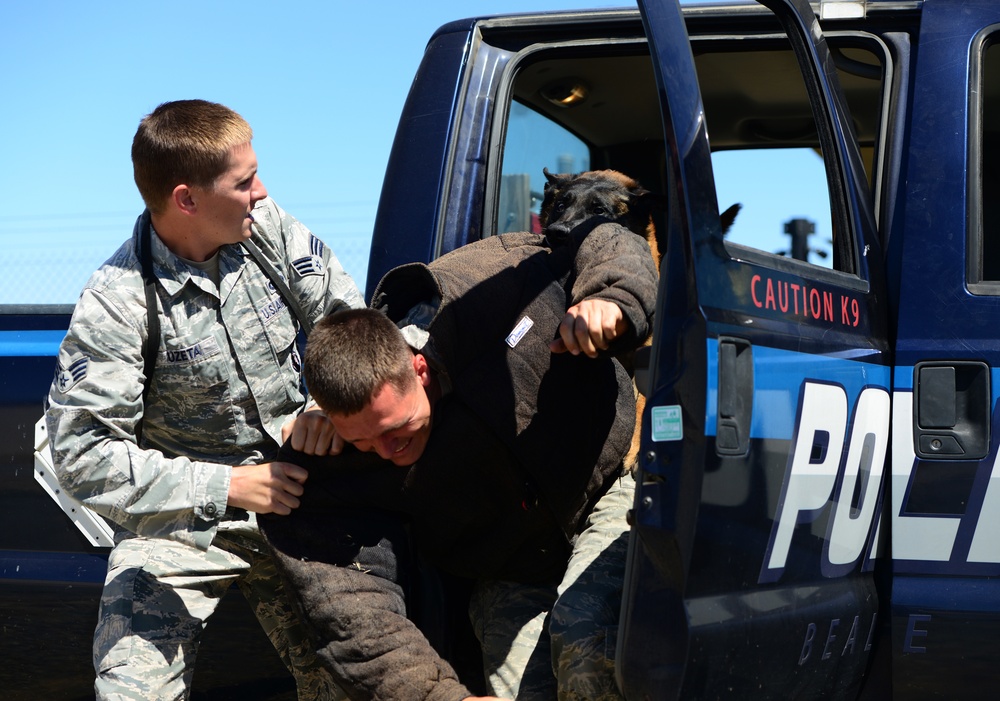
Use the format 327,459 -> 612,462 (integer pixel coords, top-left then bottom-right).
0,233 -> 372,307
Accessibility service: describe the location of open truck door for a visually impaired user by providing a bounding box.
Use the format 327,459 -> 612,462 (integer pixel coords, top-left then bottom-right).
618,0 -> 891,698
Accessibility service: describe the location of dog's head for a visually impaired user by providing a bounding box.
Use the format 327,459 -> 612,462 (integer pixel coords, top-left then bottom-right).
540,168 -> 660,246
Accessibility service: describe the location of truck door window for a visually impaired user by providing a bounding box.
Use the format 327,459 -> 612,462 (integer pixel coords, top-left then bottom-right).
713,147 -> 833,266
699,41 -> 884,273
973,34 -> 1000,286
498,102 -> 590,234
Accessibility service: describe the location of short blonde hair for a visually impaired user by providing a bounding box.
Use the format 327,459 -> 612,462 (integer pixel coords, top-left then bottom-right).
131,100 -> 253,213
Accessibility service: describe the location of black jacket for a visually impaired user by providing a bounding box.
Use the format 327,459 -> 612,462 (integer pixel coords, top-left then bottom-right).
373,225 -> 654,580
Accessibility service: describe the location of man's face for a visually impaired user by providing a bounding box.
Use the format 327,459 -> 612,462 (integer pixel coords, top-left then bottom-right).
192,142 -> 268,251
328,355 -> 434,466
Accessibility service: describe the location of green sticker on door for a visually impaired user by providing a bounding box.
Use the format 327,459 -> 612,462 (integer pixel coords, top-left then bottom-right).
651,405 -> 683,442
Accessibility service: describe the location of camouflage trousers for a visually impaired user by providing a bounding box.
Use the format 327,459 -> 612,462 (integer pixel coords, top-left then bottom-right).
93,521 -> 346,701
470,471 -> 633,701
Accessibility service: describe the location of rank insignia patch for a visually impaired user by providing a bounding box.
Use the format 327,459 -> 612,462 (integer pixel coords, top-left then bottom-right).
55,356 -> 89,392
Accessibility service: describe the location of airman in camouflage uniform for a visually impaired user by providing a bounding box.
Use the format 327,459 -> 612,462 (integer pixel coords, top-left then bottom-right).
45,100 -> 364,700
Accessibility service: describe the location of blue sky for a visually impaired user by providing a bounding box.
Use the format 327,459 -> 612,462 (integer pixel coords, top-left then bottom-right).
0,0 -> 629,304
0,0 -> 828,305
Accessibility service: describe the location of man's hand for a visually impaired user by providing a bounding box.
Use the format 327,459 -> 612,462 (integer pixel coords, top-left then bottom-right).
550,298 -> 627,358
227,462 -> 308,515
282,408 -> 345,456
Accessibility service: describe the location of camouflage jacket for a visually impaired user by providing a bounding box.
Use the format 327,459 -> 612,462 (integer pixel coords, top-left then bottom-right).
45,198 -> 364,550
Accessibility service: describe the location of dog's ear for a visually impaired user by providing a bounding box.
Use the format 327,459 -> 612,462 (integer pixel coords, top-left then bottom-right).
540,168 -> 561,230
542,167 -> 574,193
629,187 -> 666,219
719,202 -> 742,236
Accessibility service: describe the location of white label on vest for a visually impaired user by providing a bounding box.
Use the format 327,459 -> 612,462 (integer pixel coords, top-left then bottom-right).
506,316 -> 534,348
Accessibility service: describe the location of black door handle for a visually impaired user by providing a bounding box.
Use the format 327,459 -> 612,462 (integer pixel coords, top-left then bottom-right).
914,361 -> 990,459
717,337 -> 753,456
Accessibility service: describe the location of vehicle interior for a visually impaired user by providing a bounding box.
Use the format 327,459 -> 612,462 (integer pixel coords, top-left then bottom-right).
495,28 -> 887,273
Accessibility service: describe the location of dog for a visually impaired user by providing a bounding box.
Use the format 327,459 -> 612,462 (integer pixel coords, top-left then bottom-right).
540,167 -> 741,263
538,167 -> 740,470
540,168 -> 663,264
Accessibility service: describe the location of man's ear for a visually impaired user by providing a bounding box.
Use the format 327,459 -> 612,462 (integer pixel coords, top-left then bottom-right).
171,184 -> 197,216
413,353 -> 432,386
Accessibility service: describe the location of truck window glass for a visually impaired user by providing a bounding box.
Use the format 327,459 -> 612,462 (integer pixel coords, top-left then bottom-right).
979,37 -> 1000,282
713,147 -> 832,266
498,102 -> 591,234
703,41 -> 884,272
